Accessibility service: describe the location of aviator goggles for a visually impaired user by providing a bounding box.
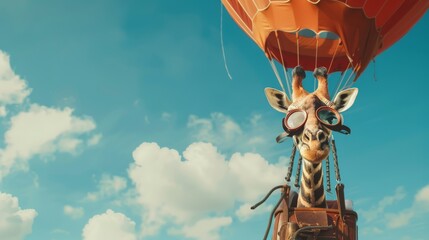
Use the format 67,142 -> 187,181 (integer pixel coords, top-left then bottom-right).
276,106 -> 351,143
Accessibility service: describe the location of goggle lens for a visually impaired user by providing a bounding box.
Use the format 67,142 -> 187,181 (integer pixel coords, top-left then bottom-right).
317,108 -> 339,126
286,111 -> 306,129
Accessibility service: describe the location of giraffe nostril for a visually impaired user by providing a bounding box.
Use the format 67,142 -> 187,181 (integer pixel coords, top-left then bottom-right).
317,131 -> 326,141
303,130 -> 311,142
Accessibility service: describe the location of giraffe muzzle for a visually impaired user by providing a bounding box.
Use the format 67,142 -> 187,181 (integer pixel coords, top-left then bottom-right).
300,129 -> 330,162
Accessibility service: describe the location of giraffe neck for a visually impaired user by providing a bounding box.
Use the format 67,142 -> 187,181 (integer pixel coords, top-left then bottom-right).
297,159 -> 327,208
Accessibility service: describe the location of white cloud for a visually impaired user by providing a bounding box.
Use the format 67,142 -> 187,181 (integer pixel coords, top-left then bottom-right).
360,186 -> 406,222
0,50 -> 31,116
0,104 -> 98,180
361,184 -> 429,232
361,226 -> 384,236
0,192 -> 37,240
58,138 -> 82,153
247,136 -> 265,145
128,142 -> 286,238
415,185 -> 429,205
82,209 -> 137,240
63,205 -> 84,219
385,211 -> 414,229
384,184 -> 429,229
188,113 -> 242,143
187,115 -> 214,140
161,112 -> 172,121
171,217 -> 232,240
32,174 -> 40,189
250,114 -> 262,126
187,113 -> 276,153
0,106 -> 7,117
86,174 -> 127,202
87,134 -> 102,146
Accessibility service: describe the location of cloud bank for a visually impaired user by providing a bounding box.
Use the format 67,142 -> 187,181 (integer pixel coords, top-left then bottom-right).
0,192 -> 37,240
82,209 -> 137,240
127,141 -> 286,239
64,205 -> 84,219
86,174 -> 127,202
0,50 -> 31,117
0,104 -> 97,180
360,184 -> 429,236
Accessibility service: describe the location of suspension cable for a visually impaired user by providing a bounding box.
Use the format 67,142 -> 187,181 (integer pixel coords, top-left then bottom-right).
314,35 -> 319,70
267,51 -> 287,94
284,68 -> 292,98
325,156 -> 331,193
327,40 -> 341,73
330,137 -> 341,183
285,144 -> 297,182
334,61 -> 351,96
274,31 -> 292,97
314,35 -> 320,91
294,155 -> 302,188
341,67 -> 357,91
296,32 -> 300,67
220,2 -> 233,80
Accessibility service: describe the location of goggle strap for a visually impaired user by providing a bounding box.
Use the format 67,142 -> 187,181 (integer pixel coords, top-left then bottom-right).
276,132 -> 291,143
338,125 -> 351,135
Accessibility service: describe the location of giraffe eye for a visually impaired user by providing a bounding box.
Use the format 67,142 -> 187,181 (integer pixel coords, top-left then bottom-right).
284,109 -> 307,131
317,107 -> 340,126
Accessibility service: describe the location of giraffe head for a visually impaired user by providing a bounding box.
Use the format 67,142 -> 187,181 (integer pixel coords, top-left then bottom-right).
265,66 -> 358,163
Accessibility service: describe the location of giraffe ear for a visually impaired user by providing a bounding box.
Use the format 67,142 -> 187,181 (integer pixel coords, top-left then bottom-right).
332,88 -> 358,113
264,88 -> 291,113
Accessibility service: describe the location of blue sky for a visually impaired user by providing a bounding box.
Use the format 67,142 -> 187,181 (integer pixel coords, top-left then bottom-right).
0,1 -> 428,240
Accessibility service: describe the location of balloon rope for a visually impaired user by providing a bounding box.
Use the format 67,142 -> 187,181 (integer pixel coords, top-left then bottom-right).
363,0 -> 370,8
341,60 -> 357,91
296,32 -> 300,66
274,31 -> 292,97
295,32 -> 301,97
374,1 -> 388,18
334,61 -> 351,96
327,40 -> 341,73
373,59 -> 377,82
341,68 -> 356,90
268,55 -> 286,94
285,68 -> 292,98
314,36 -> 319,91
220,2 -> 233,80
315,35 -> 319,69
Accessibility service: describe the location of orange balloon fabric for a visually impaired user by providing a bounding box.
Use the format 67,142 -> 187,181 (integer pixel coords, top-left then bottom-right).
222,0 -> 428,78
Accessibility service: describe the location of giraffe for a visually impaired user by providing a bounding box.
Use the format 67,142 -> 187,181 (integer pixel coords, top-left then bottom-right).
266,66 -> 358,206
265,66 -> 358,239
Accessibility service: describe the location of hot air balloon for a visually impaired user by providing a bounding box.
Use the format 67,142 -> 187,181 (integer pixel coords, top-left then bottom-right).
221,1 -> 428,240
222,0 -> 428,79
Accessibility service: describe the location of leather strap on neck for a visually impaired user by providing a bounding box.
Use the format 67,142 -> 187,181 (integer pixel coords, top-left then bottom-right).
336,183 -> 346,222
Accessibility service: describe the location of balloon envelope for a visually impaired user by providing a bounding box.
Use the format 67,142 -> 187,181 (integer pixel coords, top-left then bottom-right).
222,0 -> 428,78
